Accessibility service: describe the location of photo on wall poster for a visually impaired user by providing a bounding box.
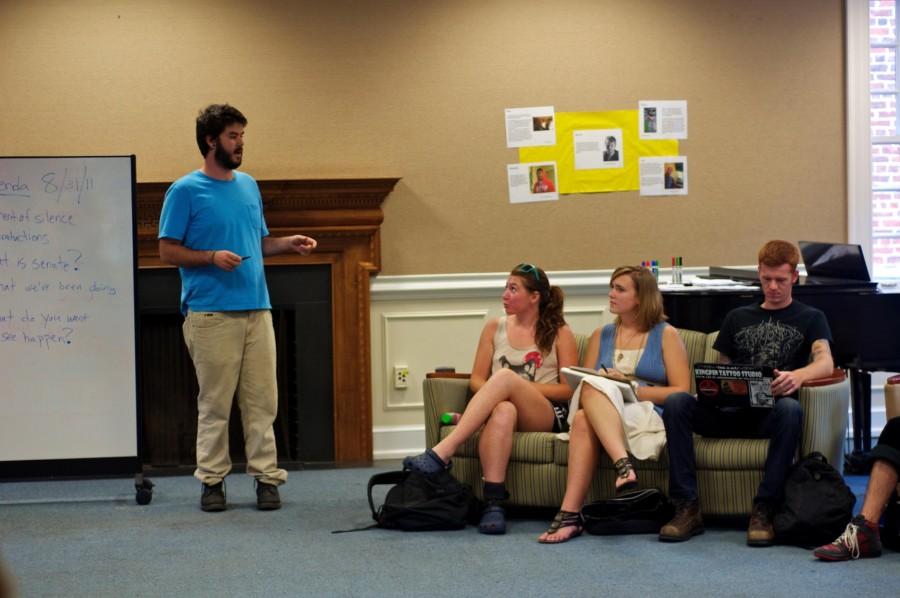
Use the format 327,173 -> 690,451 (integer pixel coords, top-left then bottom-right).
573,128 -> 623,170
639,156 -> 688,196
507,161 -> 559,203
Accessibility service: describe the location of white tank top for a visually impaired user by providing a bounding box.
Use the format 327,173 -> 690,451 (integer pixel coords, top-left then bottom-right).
491,316 -> 559,384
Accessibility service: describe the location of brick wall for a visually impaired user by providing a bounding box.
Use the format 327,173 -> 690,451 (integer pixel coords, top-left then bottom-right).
871,1 -> 900,277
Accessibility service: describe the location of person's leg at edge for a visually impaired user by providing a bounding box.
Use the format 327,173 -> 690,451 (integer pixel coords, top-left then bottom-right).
538,409 -> 597,543
814,417 -> 900,560
861,416 -> 900,525
862,459 -> 900,523
813,459 -> 896,561
237,311 -> 287,487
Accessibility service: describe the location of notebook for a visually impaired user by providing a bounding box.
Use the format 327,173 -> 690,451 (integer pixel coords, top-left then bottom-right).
561,366 -> 639,403
693,363 -> 775,409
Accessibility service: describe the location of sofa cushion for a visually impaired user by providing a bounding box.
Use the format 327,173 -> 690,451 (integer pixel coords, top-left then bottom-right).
441,426 -> 556,464
694,436 -> 769,469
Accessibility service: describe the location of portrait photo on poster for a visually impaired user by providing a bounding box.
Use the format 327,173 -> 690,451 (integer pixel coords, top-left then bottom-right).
573,128 -> 623,170
638,100 -> 688,140
643,106 -> 657,134
507,161 -> 559,203
639,156 -> 688,196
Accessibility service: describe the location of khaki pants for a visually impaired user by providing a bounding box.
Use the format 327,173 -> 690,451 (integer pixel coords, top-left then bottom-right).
183,310 -> 287,486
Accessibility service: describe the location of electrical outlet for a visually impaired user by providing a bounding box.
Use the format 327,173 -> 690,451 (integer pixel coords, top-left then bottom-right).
393,365 -> 409,389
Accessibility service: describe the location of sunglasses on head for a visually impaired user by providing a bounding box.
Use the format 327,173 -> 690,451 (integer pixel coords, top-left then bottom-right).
516,263 -> 541,282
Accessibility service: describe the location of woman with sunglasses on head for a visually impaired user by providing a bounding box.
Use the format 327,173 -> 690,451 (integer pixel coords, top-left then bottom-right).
538,265 -> 690,543
403,263 -> 578,534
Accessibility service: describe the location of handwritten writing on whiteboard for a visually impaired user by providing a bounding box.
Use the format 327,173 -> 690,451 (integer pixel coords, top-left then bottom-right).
0,155 -> 138,464
0,158 -> 128,354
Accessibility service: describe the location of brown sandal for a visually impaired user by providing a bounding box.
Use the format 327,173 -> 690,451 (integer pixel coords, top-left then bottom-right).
538,510 -> 584,544
614,457 -> 638,495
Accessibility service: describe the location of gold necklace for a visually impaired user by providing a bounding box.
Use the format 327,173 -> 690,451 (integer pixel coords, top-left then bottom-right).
615,326 -> 647,363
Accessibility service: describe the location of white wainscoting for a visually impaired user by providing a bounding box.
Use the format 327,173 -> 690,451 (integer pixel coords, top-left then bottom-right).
380,310 -> 488,410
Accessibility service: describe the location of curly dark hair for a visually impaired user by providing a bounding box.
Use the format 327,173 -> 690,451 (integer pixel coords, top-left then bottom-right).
510,263 -> 566,355
195,104 -> 247,157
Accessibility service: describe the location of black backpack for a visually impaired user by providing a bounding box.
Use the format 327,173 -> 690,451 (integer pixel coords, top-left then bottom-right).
774,452 -> 856,547
363,469 -> 474,531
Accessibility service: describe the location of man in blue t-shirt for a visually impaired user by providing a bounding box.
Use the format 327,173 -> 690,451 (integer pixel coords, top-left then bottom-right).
158,104 -> 317,512
661,240 -> 835,546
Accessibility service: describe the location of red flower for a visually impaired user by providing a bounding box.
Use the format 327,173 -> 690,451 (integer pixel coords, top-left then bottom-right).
524,351 -> 543,368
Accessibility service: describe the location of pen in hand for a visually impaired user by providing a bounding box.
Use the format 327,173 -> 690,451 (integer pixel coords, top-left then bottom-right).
241,256 -> 251,261
599,363 -> 609,373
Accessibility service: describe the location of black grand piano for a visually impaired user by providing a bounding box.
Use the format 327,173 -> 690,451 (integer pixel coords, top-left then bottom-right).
662,245 -> 900,463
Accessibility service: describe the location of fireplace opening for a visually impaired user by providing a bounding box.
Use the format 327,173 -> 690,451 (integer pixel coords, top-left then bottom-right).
138,265 -> 334,470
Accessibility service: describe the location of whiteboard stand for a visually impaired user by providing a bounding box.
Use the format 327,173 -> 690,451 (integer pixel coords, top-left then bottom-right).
0,155 -> 151,505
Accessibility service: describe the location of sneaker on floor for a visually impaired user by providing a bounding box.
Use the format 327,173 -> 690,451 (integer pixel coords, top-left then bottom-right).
255,481 -> 282,511
200,481 -> 226,512
659,500 -> 704,542
813,515 -> 882,561
747,500 -> 775,547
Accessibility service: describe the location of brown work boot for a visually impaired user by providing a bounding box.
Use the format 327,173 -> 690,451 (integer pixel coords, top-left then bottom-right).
747,500 -> 775,546
659,500 -> 704,542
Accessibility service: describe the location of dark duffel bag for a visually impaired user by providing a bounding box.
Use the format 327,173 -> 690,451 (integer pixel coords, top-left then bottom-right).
582,488 -> 674,535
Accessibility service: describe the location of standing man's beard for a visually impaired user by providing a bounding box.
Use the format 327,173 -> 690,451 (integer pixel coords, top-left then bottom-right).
214,142 -> 242,170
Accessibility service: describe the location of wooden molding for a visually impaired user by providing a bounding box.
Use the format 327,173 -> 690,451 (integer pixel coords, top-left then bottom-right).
137,177 -> 400,463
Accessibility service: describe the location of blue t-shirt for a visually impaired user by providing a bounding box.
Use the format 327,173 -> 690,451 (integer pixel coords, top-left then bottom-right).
158,170 -> 271,315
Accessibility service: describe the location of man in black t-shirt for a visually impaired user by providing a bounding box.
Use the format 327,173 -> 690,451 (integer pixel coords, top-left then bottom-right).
660,240 -> 835,546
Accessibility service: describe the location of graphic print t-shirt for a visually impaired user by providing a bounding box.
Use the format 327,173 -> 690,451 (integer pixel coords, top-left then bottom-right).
713,301 -> 832,372
491,317 -> 559,384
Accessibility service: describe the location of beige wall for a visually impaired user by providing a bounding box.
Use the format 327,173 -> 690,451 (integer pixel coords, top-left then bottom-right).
2,0 -> 845,275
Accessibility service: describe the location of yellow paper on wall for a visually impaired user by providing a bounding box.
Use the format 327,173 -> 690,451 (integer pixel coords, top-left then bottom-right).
519,110 -> 679,194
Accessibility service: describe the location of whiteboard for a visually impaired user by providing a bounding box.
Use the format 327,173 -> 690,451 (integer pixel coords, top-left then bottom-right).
0,156 -> 138,467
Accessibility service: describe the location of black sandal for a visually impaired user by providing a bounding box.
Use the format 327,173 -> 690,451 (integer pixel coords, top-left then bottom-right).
614,456 -> 638,495
538,510 -> 583,544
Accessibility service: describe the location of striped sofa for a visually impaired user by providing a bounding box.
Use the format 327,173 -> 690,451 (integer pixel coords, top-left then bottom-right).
422,329 -> 850,516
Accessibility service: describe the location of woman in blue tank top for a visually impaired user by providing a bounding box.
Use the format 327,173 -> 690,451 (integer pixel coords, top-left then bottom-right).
539,266 -> 691,543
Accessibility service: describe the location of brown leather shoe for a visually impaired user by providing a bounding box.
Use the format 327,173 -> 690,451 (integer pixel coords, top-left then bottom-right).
747,501 -> 775,546
659,500 -> 704,542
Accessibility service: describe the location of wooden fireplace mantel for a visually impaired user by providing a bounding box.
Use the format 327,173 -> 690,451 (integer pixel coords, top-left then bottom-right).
136,177 -> 400,463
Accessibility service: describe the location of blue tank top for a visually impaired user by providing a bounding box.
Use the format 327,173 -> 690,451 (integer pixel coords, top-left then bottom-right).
596,321 -> 669,386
